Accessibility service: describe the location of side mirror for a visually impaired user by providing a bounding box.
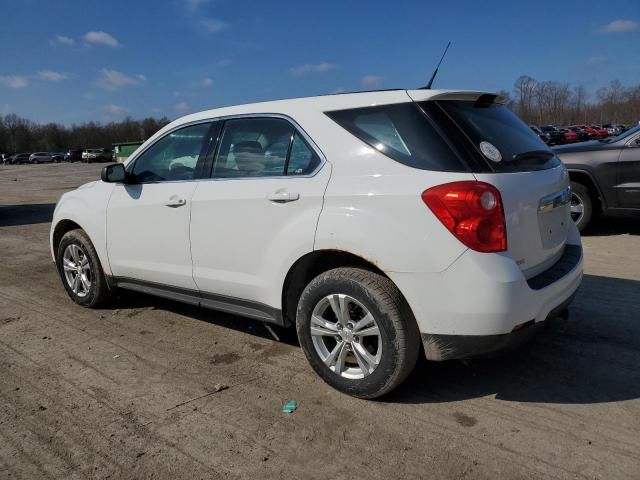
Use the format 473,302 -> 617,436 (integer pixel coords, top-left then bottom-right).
635,137 -> 640,146
101,163 -> 127,183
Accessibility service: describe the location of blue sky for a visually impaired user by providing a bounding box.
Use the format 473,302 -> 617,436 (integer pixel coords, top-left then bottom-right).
0,0 -> 638,124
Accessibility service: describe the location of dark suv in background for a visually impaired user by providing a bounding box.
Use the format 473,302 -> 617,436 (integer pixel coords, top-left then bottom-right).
540,125 -> 566,145
554,125 -> 640,230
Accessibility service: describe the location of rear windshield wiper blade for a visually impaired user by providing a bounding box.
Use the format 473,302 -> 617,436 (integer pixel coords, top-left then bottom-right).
512,150 -> 554,162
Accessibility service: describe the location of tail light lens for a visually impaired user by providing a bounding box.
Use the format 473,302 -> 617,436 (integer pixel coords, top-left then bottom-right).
422,181 -> 507,252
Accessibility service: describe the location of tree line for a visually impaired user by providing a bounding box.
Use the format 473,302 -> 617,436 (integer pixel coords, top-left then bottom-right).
501,77 -> 640,127
0,115 -> 170,155
1,76 -> 639,154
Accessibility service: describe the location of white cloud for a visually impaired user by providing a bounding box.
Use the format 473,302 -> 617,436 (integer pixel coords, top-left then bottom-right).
598,20 -> 640,33
175,102 -> 191,115
330,87 -> 347,94
361,75 -> 384,89
194,77 -> 214,88
0,75 -> 29,89
38,70 -> 68,81
200,18 -> 228,34
84,31 -> 120,47
97,69 -> 146,90
52,35 -> 75,45
102,104 -> 129,115
586,55 -> 608,66
289,62 -> 336,78
185,0 -> 211,12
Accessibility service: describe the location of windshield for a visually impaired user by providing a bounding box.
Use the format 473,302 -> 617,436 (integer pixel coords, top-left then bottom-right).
430,100 -> 561,172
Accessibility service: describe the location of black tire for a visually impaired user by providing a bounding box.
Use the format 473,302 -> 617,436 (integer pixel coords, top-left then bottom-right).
56,229 -> 112,308
296,267 -> 420,399
570,181 -> 593,232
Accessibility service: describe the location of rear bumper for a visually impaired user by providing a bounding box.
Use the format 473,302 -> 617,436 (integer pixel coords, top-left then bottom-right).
388,239 -> 583,360
420,292 -> 575,360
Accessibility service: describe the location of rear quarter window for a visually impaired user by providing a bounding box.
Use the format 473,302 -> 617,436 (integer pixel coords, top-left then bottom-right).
326,103 -> 467,172
430,100 -> 561,172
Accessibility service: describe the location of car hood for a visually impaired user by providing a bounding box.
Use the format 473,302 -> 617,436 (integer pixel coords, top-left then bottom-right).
552,140 -> 608,154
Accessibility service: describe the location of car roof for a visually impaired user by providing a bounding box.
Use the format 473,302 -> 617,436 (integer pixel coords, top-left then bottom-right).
171,89 -> 496,126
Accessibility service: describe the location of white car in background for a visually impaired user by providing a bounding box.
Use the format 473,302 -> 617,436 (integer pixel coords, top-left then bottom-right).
50,89 -> 583,398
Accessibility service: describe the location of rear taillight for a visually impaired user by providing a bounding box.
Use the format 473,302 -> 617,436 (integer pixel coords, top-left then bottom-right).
422,181 -> 506,253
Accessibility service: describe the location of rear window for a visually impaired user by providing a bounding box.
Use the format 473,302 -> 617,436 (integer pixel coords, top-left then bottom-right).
430,100 -> 560,172
326,103 -> 466,171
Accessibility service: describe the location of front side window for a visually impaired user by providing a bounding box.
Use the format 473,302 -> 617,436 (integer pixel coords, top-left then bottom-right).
131,122 -> 211,182
212,118 -> 321,178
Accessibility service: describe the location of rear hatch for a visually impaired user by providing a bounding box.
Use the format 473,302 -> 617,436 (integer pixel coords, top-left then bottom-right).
409,92 -> 571,278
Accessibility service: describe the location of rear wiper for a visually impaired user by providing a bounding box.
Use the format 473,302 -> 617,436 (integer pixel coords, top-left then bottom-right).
512,150 -> 554,162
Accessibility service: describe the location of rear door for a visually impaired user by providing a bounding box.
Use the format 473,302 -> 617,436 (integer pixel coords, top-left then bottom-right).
106,121 -> 216,289
189,116 -> 330,307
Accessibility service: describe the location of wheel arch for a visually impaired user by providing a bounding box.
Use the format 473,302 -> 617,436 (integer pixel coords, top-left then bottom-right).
568,169 -> 605,213
52,219 -> 84,256
282,249 -> 395,327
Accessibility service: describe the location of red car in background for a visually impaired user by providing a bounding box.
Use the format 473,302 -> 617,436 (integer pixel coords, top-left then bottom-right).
590,125 -> 608,138
560,128 -> 578,143
571,125 -> 599,139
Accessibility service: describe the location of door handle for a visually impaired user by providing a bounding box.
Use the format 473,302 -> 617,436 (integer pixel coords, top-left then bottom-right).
267,191 -> 300,203
164,195 -> 187,208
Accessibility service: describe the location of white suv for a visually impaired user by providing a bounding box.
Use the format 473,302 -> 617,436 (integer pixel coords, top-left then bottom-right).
50,90 -> 583,398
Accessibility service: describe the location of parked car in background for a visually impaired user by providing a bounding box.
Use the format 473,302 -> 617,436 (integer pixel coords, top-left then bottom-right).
539,125 -> 566,145
8,153 -> 32,164
571,125 -> 599,139
65,149 -> 83,162
51,89 -> 583,398
530,125 -> 546,142
560,128 -> 578,143
603,124 -> 621,136
554,125 -> 640,231
565,126 -> 590,142
82,148 -> 111,163
590,125 -> 608,138
29,152 -> 63,164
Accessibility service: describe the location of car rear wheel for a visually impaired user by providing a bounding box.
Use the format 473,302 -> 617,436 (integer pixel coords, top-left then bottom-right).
296,267 -> 420,399
56,229 -> 112,307
570,181 -> 592,232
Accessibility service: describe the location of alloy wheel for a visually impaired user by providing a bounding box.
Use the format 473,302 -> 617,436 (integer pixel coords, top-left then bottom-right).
62,244 -> 92,297
570,192 -> 584,224
310,294 -> 382,379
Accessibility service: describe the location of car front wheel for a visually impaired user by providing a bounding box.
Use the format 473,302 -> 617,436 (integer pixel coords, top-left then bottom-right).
56,229 -> 112,307
296,267 -> 420,399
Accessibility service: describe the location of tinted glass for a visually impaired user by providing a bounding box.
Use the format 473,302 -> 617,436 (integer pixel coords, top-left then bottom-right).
433,100 -> 561,172
327,103 -> 465,171
131,123 -> 210,182
213,118 -> 294,178
287,133 -> 321,175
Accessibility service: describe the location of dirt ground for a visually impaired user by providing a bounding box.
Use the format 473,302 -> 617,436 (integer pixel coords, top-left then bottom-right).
1,163 -> 639,480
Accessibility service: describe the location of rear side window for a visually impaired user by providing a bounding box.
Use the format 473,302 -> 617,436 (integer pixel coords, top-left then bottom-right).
326,103 -> 466,171
431,100 -> 561,172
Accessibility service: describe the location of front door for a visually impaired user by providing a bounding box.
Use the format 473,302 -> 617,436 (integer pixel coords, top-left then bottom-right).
616,131 -> 640,208
106,121 -> 215,290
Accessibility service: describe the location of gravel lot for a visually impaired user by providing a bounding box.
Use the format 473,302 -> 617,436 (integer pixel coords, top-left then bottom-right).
1,163 -> 639,480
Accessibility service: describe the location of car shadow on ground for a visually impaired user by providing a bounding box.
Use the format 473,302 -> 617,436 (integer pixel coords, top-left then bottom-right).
110,273 -> 640,406
0,203 -> 56,227
387,273 -> 640,405
582,216 -> 640,236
